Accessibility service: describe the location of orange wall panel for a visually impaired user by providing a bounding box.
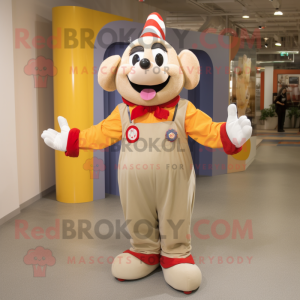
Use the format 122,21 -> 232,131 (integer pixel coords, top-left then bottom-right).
260,72 -> 264,110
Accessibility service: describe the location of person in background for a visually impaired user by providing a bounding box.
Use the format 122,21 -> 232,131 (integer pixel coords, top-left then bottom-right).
273,92 -> 278,103
275,87 -> 287,132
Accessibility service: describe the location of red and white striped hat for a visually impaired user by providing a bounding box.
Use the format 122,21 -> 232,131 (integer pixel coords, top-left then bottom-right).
140,12 -> 166,40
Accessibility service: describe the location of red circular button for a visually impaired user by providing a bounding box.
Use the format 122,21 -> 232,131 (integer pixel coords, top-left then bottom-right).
126,125 -> 139,143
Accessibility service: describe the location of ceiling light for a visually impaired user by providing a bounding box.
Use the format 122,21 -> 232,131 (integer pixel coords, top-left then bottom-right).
242,7 -> 250,19
264,37 -> 269,48
274,8 -> 283,16
273,35 -> 281,46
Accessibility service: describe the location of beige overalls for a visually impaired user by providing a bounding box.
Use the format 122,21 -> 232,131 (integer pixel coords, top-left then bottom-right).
118,99 -> 196,258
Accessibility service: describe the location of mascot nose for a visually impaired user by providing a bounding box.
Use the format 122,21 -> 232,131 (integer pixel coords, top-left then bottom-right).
140,58 -> 151,70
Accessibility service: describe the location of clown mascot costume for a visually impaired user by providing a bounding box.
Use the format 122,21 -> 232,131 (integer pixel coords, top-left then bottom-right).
42,13 -> 252,294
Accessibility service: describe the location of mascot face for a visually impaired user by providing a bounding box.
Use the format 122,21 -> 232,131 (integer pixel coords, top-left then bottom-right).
98,13 -> 200,106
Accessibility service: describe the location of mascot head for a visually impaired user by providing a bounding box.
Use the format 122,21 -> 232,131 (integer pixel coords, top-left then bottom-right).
98,12 -> 200,106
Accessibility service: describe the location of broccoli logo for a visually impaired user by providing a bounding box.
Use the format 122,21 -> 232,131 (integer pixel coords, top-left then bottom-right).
23,246 -> 56,277
24,56 -> 57,88
83,157 -> 106,179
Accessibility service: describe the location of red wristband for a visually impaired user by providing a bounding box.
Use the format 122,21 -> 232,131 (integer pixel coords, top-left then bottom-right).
65,128 -> 80,157
220,123 -> 242,155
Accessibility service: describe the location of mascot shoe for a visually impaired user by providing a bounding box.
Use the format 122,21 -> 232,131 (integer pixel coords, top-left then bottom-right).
112,250 -> 160,281
161,255 -> 202,294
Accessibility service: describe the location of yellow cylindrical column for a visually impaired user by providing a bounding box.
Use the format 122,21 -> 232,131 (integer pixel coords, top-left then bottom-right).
52,6 -> 130,203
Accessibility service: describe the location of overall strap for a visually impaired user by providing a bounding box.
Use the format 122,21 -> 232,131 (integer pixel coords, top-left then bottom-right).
118,103 -> 132,137
173,99 -> 189,136
172,103 -> 178,121
127,105 -> 132,123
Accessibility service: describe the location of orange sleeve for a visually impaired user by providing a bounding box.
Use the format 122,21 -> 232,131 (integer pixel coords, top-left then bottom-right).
79,106 -> 122,150
185,101 -> 224,149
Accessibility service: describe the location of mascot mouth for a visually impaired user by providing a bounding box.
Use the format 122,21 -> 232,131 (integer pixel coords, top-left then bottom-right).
128,76 -> 170,101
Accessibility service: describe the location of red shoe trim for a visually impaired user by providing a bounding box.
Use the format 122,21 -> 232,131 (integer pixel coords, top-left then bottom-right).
220,123 -> 242,155
184,291 -> 192,295
117,278 -> 125,282
65,128 -> 80,157
123,250 -> 160,265
160,255 -> 195,269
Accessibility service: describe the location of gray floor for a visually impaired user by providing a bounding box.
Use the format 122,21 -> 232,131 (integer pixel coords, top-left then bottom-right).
1,145 -> 300,300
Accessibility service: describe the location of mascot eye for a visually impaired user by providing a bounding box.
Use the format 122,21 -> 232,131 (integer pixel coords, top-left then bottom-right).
132,54 -> 140,65
152,48 -> 168,67
129,52 -> 144,66
155,53 -> 164,66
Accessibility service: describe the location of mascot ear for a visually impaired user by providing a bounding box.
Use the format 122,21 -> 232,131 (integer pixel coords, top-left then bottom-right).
98,55 -> 121,92
178,50 -> 200,90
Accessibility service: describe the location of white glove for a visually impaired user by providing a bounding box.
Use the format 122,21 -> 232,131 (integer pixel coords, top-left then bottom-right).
226,104 -> 252,148
41,116 -> 70,151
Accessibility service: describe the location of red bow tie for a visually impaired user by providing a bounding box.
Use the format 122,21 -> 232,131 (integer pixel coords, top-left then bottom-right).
122,95 -> 180,120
